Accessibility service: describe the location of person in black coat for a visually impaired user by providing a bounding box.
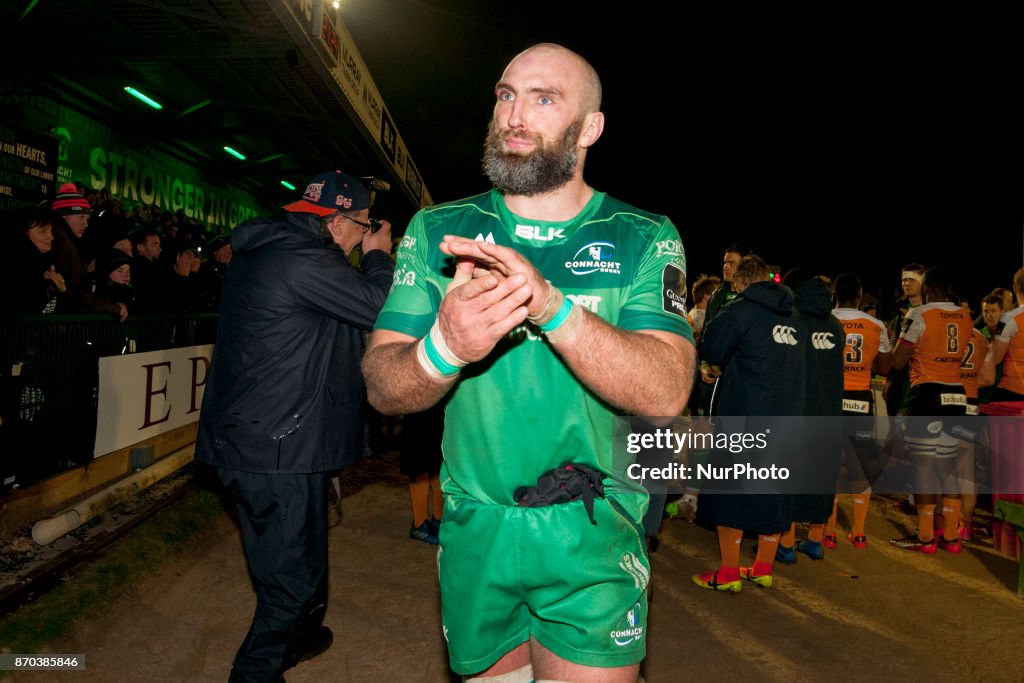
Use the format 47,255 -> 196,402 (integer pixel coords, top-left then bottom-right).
0,206 -> 69,314
776,270 -> 845,563
693,255 -> 806,593
196,171 -> 394,682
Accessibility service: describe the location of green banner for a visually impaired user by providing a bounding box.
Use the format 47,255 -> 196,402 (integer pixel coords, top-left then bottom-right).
50,107 -> 265,231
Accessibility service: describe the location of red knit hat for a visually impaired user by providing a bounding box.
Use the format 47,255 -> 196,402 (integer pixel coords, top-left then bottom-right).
51,183 -> 92,216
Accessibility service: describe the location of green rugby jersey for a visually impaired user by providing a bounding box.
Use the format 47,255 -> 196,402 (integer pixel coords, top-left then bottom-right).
376,189 -> 694,510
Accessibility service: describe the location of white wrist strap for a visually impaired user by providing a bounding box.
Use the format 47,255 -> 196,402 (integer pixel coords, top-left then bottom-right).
416,319 -> 468,381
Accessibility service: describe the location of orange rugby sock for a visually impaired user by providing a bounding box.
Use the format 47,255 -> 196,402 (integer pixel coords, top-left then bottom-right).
917,504 -> 936,541
941,498 -> 962,541
718,526 -> 743,569
755,534 -> 780,569
825,497 -> 839,536
851,493 -> 870,536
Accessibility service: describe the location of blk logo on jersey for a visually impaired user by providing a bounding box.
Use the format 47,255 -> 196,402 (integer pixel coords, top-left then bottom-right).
772,325 -> 798,345
565,242 -> 621,275
515,225 -> 565,242
662,263 -> 687,318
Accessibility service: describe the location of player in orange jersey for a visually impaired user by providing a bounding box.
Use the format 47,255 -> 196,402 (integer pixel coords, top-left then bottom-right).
949,325 -> 990,541
889,267 -> 973,554
825,273 -> 892,549
989,267 -> 1024,402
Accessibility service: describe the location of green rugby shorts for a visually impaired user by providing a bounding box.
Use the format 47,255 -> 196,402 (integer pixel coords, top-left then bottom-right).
437,492 -> 650,674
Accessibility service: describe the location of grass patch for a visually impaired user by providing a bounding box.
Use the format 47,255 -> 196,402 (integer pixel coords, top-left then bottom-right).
0,485 -> 230,664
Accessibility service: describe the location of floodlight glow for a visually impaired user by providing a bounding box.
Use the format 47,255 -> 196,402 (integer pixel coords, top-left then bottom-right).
280,180 -> 296,190
223,146 -> 247,160
124,86 -> 163,110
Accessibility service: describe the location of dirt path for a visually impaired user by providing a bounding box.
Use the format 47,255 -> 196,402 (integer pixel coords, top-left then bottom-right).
9,473 -> 1024,682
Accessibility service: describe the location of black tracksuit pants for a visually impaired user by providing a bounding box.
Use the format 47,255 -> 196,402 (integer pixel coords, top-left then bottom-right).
218,469 -> 329,683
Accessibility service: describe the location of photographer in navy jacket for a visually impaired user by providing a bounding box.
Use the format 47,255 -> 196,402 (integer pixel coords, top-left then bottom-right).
197,171 -> 393,683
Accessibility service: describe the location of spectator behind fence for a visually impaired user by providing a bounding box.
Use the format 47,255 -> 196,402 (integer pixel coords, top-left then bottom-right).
50,184 -> 126,321
1,207 -> 69,314
164,241 -> 203,313
130,227 -> 163,314
196,233 -> 231,311
95,249 -> 135,309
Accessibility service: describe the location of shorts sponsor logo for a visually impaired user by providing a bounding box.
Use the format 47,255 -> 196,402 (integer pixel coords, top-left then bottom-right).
940,393 -> 967,406
566,242 -> 621,275
610,602 -> 645,646
812,332 -> 836,350
927,420 -> 944,434
514,224 -> 565,242
772,325 -> 798,345
618,551 -> 649,590
965,404 -> 979,416
662,263 -> 687,318
843,399 -> 870,414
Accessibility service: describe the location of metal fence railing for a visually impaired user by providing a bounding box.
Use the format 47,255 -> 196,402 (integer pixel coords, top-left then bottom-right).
1,314 -> 219,492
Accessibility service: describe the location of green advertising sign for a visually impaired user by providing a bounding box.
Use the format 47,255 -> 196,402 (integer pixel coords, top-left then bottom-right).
51,107 -> 265,231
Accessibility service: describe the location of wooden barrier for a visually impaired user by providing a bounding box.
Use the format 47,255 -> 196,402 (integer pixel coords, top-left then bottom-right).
0,423 -> 197,540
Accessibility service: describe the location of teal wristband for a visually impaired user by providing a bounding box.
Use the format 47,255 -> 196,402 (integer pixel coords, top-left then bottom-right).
422,334 -> 461,376
539,297 -> 574,333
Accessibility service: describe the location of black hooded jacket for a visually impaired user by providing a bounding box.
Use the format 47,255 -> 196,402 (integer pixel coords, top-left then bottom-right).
792,277 -> 844,416
790,277 -> 845,523
696,280 -> 805,533
701,280 -> 806,417
196,211 -> 394,473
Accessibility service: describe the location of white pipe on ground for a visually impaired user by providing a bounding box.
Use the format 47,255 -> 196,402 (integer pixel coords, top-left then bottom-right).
31,446 -> 195,545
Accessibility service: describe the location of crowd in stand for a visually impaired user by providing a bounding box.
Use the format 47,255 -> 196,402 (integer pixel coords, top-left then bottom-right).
0,182 -> 232,318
